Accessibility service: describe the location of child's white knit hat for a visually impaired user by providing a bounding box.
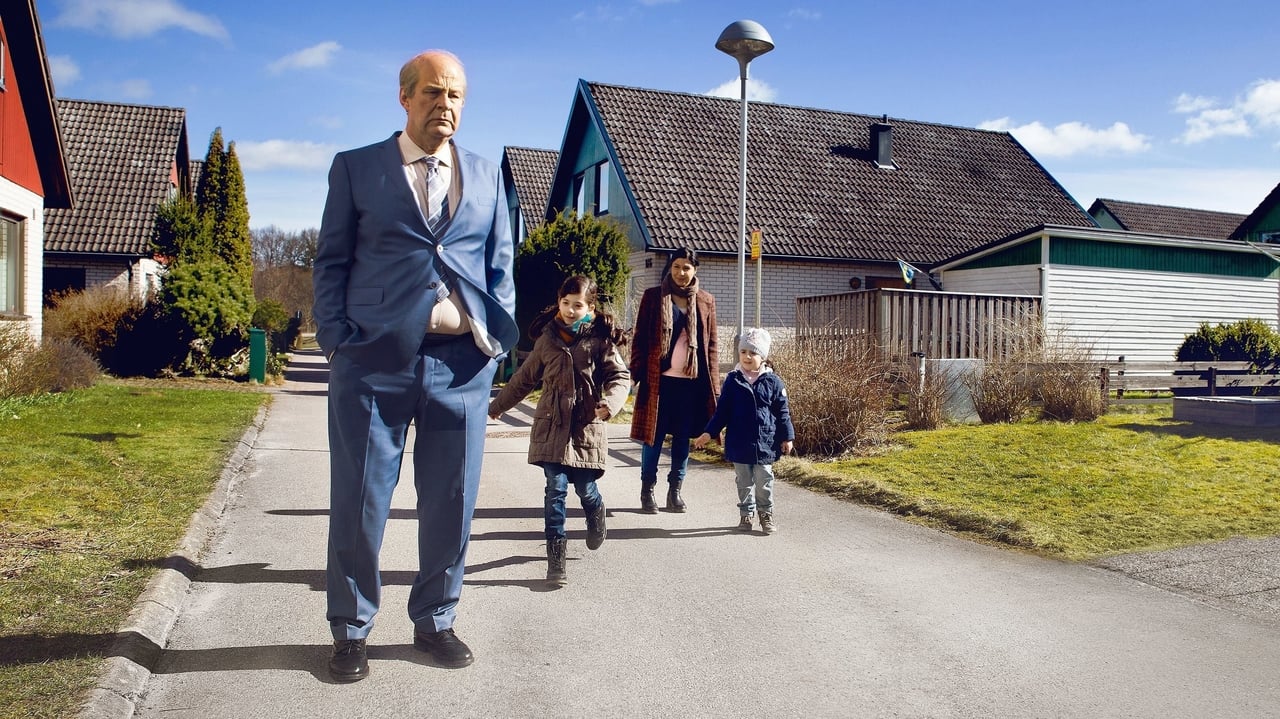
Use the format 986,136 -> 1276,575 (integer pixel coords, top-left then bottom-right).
738,327 -> 772,359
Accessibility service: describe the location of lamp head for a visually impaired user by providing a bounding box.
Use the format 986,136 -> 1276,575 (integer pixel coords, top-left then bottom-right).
715,20 -> 774,63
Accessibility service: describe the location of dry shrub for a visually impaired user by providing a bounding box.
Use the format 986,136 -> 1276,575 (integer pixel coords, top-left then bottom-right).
43,284 -> 142,359
963,360 -> 1034,423
1035,330 -> 1106,422
0,323 -> 98,399
770,337 -> 895,457
903,355 -> 947,430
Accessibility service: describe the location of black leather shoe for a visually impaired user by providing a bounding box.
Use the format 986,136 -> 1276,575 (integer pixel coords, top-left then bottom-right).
413,627 -> 475,668
328,639 -> 369,682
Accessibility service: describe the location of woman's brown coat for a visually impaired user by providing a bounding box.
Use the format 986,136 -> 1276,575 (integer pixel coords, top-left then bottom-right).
628,286 -> 719,445
490,322 -> 630,470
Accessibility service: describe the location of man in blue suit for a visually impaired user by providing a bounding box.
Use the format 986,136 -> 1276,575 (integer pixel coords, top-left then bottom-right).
312,49 -> 518,682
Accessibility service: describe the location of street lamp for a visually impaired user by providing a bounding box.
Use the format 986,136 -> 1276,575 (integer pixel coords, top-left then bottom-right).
716,19 -> 774,339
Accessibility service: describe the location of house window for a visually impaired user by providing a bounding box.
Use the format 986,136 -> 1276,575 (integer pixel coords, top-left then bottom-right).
1262,231 -> 1280,244
573,173 -> 586,217
595,162 -> 610,215
0,39 -> 6,90
0,216 -> 22,315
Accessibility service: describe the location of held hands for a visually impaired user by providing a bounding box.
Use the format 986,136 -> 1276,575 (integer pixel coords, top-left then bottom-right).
781,440 -> 794,455
692,432 -> 715,449
595,404 -> 610,421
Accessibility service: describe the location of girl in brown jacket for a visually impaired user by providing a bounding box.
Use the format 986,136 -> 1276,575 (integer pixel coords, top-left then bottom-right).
629,247 -> 719,513
489,276 -> 631,588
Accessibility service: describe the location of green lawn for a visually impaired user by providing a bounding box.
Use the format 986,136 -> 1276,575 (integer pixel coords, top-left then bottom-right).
0,381 -> 267,719
774,403 -> 1280,560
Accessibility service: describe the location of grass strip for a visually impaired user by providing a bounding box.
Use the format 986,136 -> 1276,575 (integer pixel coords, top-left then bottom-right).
0,382 -> 267,719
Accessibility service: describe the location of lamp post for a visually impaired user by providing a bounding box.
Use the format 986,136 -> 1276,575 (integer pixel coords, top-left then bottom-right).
716,19 -> 774,340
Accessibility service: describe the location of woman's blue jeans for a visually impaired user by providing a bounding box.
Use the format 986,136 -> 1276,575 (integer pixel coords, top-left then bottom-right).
543,464 -> 603,540
640,436 -> 690,486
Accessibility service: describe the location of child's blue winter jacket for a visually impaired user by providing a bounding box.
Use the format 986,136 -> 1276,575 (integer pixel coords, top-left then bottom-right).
702,366 -> 795,465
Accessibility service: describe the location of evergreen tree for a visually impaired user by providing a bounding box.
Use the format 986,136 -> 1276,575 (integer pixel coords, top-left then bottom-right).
216,142 -> 253,283
515,210 -> 631,348
195,127 -> 225,231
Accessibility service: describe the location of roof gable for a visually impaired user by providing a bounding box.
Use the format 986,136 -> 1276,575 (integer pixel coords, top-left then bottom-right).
2,0 -> 72,207
45,98 -> 190,256
1088,198 -> 1246,239
559,81 -> 1094,264
1230,181 -> 1280,241
501,146 -> 558,222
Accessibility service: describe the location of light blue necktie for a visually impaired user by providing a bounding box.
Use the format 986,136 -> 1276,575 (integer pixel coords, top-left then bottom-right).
424,156 -> 450,234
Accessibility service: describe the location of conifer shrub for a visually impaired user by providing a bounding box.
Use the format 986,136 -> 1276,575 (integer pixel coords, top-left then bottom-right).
1175,318 -> 1280,368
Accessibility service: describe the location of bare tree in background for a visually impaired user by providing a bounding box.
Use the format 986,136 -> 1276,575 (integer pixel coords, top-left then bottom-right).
252,225 -> 318,330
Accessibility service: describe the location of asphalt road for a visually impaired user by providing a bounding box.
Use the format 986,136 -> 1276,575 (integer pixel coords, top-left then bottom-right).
99,349 -> 1280,719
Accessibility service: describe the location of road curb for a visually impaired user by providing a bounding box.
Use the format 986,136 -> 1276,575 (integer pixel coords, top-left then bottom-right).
78,401 -> 269,719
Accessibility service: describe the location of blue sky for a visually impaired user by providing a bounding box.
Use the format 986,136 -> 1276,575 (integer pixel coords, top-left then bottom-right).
37,0 -> 1280,232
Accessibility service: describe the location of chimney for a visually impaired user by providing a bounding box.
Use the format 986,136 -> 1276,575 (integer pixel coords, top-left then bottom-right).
871,115 -> 894,169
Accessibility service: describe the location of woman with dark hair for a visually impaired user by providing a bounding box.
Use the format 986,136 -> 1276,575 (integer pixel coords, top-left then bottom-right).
628,247 -> 719,513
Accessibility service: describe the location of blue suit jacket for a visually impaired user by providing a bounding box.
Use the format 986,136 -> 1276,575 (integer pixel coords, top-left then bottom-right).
312,134 -> 518,372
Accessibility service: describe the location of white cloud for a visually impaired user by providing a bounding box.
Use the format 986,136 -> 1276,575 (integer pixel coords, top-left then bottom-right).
979,117 -> 1151,158
1241,79 -> 1280,129
1176,78 -> 1280,143
1056,167 -> 1278,214
235,139 -> 341,171
788,8 -> 822,21
706,77 -> 777,103
47,55 -> 80,89
116,79 -> 152,99
1180,108 -> 1250,144
1173,93 -> 1215,114
268,42 -> 342,74
54,0 -> 227,40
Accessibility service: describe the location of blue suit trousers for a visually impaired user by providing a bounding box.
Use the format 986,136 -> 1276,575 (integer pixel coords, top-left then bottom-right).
325,336 -> 495,640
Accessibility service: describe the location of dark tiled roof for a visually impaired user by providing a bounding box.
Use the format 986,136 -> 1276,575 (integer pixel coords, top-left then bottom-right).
503,146 -> 558,221
45,99 -> 187,255
1230,182 -> 1280,240
190,159 -> 204,194
583,82 -> 1093,264
1089,198 -> 1247,239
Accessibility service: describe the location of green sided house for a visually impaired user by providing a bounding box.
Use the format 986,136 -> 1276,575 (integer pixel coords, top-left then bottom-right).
543,80 -> 1095,340
934,224 -> 1280,362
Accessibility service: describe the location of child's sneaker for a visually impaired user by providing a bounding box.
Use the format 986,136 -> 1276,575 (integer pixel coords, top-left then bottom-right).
737,514 -> 753,532
759,512 -> 776,534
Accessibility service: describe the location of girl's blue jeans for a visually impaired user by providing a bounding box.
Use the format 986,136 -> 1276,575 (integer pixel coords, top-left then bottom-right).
734,462 -> 775,516
543,464 -> 603,540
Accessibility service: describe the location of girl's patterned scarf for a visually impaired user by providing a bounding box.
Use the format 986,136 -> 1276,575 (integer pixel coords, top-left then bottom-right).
659,273 -> 699,379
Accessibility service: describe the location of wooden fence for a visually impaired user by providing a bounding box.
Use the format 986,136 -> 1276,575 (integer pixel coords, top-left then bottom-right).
795,289 -> 1042,360
1098,359 -> 1280,396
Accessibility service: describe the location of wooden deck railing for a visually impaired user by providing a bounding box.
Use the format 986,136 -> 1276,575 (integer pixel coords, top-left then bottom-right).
795,289 -> 1042,360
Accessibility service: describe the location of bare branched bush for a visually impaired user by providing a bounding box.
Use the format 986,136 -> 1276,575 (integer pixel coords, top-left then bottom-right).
770,337 -> 895,457
0,324 -> 98,399
1035,329 -> 1106,422
1038,363 -> 1106,421
963,360 -> 1034,423
903,356 -> 947,430
43,284 -> 142,359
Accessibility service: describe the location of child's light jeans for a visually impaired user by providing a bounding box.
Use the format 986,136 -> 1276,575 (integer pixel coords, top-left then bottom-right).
733,462 -> 774,516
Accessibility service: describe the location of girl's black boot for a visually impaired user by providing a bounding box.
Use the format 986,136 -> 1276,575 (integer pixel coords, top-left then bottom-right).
546,538 -> 567,588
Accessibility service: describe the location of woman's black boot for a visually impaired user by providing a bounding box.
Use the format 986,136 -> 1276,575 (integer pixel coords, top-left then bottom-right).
640,482 -> 659,514
666,481 -> 686,512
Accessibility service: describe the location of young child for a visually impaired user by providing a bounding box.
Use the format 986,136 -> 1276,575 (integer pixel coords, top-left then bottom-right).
692,328 -> 794,534
489,276 -> 631,587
